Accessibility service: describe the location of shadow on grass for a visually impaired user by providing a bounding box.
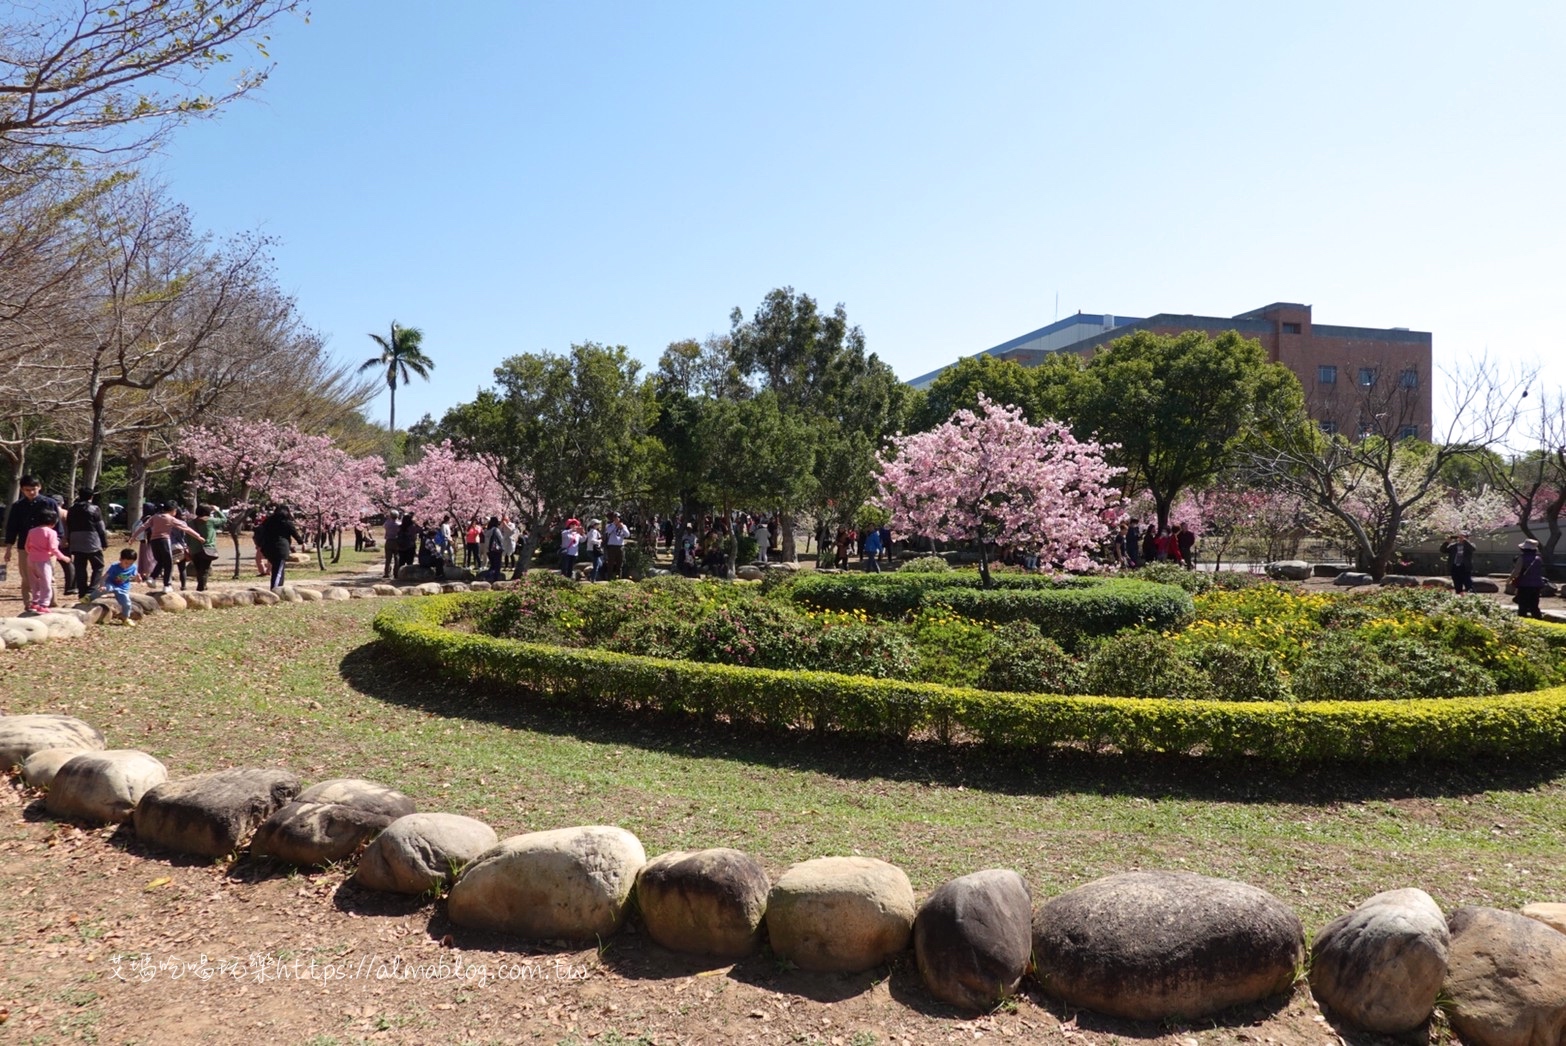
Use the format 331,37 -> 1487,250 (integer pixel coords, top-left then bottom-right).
338,641 -> 1566,804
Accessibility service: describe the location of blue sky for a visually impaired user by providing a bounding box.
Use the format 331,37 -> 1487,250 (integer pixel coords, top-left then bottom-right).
155,1 -> 1565,431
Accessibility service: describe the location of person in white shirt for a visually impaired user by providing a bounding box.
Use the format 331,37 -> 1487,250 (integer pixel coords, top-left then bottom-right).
500,515 -> 518,567
601,511 -> 630,580
559,518 -> 582,577
582,519 -> 603,581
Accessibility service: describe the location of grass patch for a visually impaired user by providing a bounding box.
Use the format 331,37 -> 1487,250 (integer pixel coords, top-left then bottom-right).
2,597 -> 1564,932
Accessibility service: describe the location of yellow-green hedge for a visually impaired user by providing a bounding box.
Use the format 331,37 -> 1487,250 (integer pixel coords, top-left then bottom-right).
374,595 -> 1566,762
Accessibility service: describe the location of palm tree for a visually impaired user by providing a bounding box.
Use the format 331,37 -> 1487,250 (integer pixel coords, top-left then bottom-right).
360,322 -> 434,431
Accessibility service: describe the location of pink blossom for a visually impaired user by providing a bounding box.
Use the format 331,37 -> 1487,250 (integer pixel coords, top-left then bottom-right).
876,395 -> 1123,578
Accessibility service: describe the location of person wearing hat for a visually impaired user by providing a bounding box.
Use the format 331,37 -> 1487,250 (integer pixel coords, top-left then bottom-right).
1440,531 -> 1477,595
601,510 -> 630,580
559,517 -> 582,578
1509,538 -> 1546,619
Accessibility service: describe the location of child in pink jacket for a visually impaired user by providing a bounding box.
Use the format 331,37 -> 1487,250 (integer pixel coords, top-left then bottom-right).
24,505 -> 70,614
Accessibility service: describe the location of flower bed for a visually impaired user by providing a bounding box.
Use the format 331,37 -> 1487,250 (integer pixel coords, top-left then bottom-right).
373,592 -> 1566,762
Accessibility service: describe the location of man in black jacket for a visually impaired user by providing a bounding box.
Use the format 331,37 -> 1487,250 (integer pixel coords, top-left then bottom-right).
1440,532 -> 1477,595
2,476 -> 62,609
67,491 -> 111,599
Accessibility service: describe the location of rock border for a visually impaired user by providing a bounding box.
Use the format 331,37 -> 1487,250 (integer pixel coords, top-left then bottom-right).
5,704 -> 1563,1034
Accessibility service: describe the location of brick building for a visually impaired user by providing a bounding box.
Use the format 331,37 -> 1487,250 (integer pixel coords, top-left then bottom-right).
909,302 -> 1433,440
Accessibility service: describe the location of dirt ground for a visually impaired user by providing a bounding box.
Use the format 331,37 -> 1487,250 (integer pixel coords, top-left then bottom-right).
0,555 -> 1548,1044
0,777 -> 1352,1046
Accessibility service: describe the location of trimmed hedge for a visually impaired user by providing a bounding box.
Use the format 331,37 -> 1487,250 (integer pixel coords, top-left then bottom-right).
787,573 -> 1194,642
373,595 -> 1566,763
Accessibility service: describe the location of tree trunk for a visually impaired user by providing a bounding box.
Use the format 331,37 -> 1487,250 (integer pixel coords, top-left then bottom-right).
125,459 -> 148,534
67,447 -> 81,504
230,524 -> 245,580
977,539 -> 993,589
5,442 -> 25,510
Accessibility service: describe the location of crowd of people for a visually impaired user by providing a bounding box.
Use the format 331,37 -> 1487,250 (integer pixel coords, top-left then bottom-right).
1110,518 -> 1199,570
6,476 -> 1563,621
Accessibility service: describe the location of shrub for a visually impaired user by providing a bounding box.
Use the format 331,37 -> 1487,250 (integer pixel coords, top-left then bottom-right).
908,606 -> 995,688
979,623 -> 1081,694
1290,637 -> 1407,702
815,621 -> 918,680
898,555 -> 951,573
1132,562 -> 1211,593
1181,643 -> 1292,703
374,595 -> 1566,762
788,572 -> 1191,647
1079,631 -> 1218,701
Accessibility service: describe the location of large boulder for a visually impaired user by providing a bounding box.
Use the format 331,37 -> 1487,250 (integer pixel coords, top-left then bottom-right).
1379,574 -> 1420,588
46,750 -> 168,824
414,582 -> 443,596
321,587 -> 352,601
249,588 -> 281,606
38,612 -> 87,639
1265,560 -> 1311,581
1470,578 -> 1501,594
447,826 -> 646,940
1308,888 -> 1449,1035
1333,572 -> 1374,587
735,565 -> 765,582
249,801 -> 392,866
128,591 -> 160,615
1444,905 -> 1566,1046
1313,562 -> 1351,578
372,584 -> 400,597
1522,902 -> 1566,936
0,714 -> 106,768
183,592 -> 213,610
354,813 -> 499,895
226,589 -> 257,607
133,768 -> 302,858
297,778 -> 415,820
636,848 -> 770,958
22,747 -> 94,788
0,616 -> 50,646
273,585 -> 304,603
1031,871 -> 1304,1021
766,856 -> 916,973
151,591 -> 187,612
915,869 -> 1032,1011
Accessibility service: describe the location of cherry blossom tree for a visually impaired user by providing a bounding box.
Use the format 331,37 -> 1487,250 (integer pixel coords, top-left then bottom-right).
392,439 -> 513,527
876,395 -> 1123,587
178,418 -> 387,576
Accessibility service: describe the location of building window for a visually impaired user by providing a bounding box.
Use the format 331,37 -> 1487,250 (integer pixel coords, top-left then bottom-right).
1399,368 -> 1419,389
1319,420 -> 1338,435
1358,367 -> 1378,387
1282,322 -> 1302,334
1397,425 -> 1419,440
1318,365 -> 1337,384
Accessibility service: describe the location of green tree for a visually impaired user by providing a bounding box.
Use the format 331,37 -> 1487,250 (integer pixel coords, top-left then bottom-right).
439,342 -> 663,564
907,354 -> 1051,432
727,287 -> 907,557
1069,329 -> 1304,529
361,322 -> 433,432
694,392 -> 815,576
